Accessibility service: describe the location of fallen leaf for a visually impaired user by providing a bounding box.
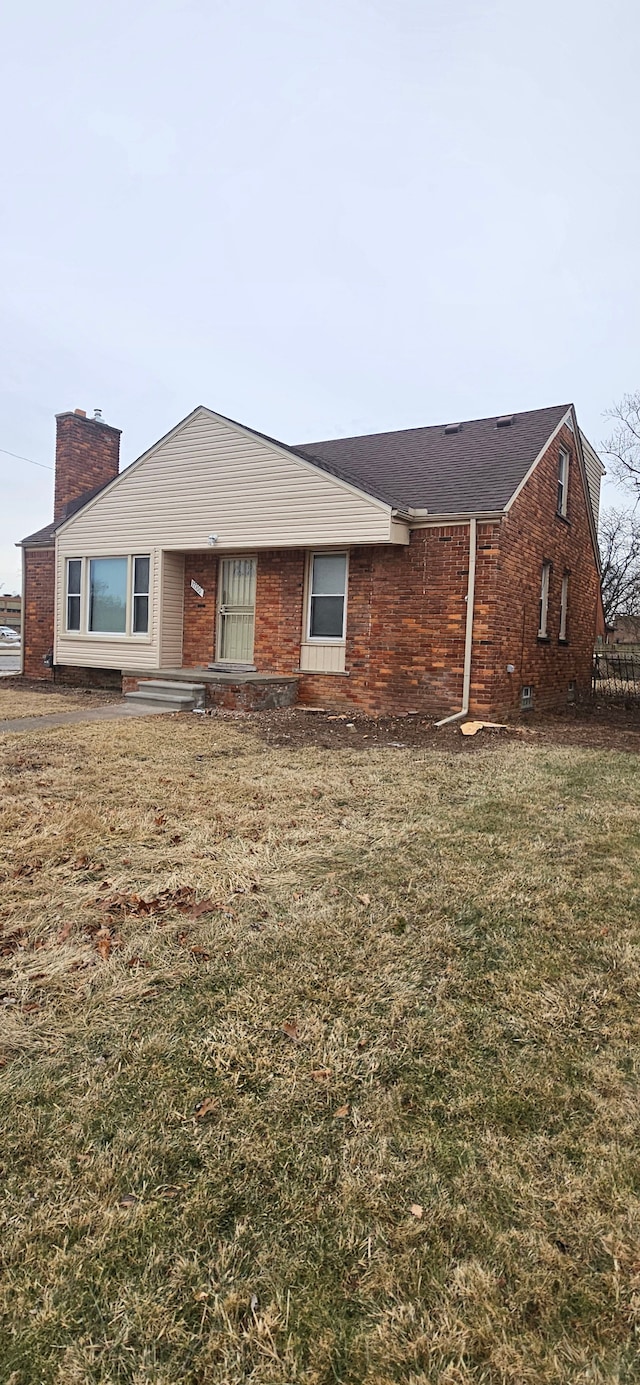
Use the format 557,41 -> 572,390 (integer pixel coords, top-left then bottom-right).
410,1203 -> 423,1219
155,813 -> 167,826
119,1194 -> 139,1208
357,894 -> 371,906
22,1002 -> 41,1014
335,1104 -> 350,1118
190,898 -> 216,918
282,1021 -> 300,1042
56,922 -> 74,944
170,835 -> 182,845
193,1289 -> 209,1301
194,1096 -> 218,1121
190,947 -> 211,961
158,1185 -> 181,1199
311,1068 -> 332,1080
127,956 -> 149,969
95,929 -> 112,961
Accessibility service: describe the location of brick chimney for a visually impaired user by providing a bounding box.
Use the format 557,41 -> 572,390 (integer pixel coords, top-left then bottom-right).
54,408 -> 121,522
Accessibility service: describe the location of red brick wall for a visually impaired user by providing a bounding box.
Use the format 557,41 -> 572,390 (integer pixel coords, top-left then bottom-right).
485,423 -> 600,713
22,549 -> 55,680
54,411 -> 121,521
252,550 -> 305,672
182,554 -> 218,666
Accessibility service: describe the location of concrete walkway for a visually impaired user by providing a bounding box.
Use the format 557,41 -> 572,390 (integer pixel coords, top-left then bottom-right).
0,700 -> 179,735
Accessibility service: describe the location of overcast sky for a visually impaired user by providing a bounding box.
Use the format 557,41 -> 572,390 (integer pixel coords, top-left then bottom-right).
1,0 -> 638,591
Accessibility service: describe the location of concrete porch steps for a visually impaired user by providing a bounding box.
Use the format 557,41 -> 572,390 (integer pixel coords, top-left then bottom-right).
124,679 -> 206,711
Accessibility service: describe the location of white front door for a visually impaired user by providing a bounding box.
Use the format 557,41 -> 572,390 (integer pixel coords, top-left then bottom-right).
216,557 -> 257,664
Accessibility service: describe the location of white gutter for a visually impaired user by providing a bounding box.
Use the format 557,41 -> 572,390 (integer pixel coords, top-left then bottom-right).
435,516 -> 477,728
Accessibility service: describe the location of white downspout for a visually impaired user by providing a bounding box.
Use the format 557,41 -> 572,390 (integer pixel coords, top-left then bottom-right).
436,516 -> 477,728
19,545 -> 25,676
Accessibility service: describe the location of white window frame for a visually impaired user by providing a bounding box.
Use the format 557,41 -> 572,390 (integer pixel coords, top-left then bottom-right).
63,554 -> 152,640
538,562 -> 551,638
306,550 -> 349,644
132,555 -> 150,636
557,448 -> 569,518
559,572 -> 569,642
65,558 -> 82,632
521,685 -> 534,710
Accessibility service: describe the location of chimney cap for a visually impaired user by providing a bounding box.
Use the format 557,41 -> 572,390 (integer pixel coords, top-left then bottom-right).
55,409 -> 122,433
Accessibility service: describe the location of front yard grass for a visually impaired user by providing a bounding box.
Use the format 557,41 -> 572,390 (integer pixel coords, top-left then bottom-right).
1,716 -> 640,1383
0,685 -> 116,720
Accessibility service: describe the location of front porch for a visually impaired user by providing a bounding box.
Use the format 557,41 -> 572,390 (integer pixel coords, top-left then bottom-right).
122,666 -> 300,712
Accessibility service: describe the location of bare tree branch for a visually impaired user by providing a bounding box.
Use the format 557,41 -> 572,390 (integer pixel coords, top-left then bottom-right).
604,392 -> 640,496
599,506 -> 640,623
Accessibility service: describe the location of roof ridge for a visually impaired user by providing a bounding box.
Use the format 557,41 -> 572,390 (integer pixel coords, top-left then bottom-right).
296,403 -> 571,449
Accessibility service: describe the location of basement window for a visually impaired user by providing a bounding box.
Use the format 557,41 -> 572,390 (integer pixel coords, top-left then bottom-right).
568,680 -> 576,703
521,685 -> 533,710
66,559 -> 82,632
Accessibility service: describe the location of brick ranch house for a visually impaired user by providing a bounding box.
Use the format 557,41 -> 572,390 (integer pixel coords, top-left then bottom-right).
19,402 -> 604,718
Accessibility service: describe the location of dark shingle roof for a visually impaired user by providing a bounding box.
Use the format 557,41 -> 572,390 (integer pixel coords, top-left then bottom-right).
295,403 -> 570,513
20,521 -> 57,548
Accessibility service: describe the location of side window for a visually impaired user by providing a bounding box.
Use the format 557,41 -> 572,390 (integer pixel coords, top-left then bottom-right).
557,448 -> 569,517
132,556 -> 150,634
559,572 -> 569,641
538,562 -> 551,638
308,553 -> 347,640
66,559 -> 82,631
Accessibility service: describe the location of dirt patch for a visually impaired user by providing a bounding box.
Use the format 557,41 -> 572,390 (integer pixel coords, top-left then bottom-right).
203,702 -> 640,755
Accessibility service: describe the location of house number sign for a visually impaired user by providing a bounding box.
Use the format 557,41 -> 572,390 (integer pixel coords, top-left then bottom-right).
190,580 -> 204,597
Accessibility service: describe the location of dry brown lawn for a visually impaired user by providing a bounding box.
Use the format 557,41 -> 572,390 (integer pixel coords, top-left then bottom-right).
1,714 -> 640,1384
0,685 -> 116,720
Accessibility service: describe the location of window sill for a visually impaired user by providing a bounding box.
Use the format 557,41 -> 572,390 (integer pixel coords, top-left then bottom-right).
555,513 -> 570,526
558,638 -> 569,646
537,635 -> 551,645
61,631 -> 152,644
296,668 -> 350,676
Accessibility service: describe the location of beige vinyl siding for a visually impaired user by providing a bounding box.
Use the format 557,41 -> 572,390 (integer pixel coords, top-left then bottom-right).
56,408 -> 398,554
159,552 -> 184,667
299,643 -> 346,673
54,549 -> 161,670
580,430 -> 606,531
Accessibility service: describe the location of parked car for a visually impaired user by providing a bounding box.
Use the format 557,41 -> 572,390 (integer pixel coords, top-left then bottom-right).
0,626 -> 20,642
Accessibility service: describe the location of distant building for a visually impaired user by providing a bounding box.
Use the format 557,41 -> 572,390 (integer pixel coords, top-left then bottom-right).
611,614 -> 640,646
0,593 -> 21,634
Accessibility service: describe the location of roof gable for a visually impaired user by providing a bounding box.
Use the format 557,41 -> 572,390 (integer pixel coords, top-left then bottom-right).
56,407 -> 397,552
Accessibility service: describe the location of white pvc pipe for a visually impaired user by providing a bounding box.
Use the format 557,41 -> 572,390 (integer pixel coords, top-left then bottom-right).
436,516 -> 477,727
